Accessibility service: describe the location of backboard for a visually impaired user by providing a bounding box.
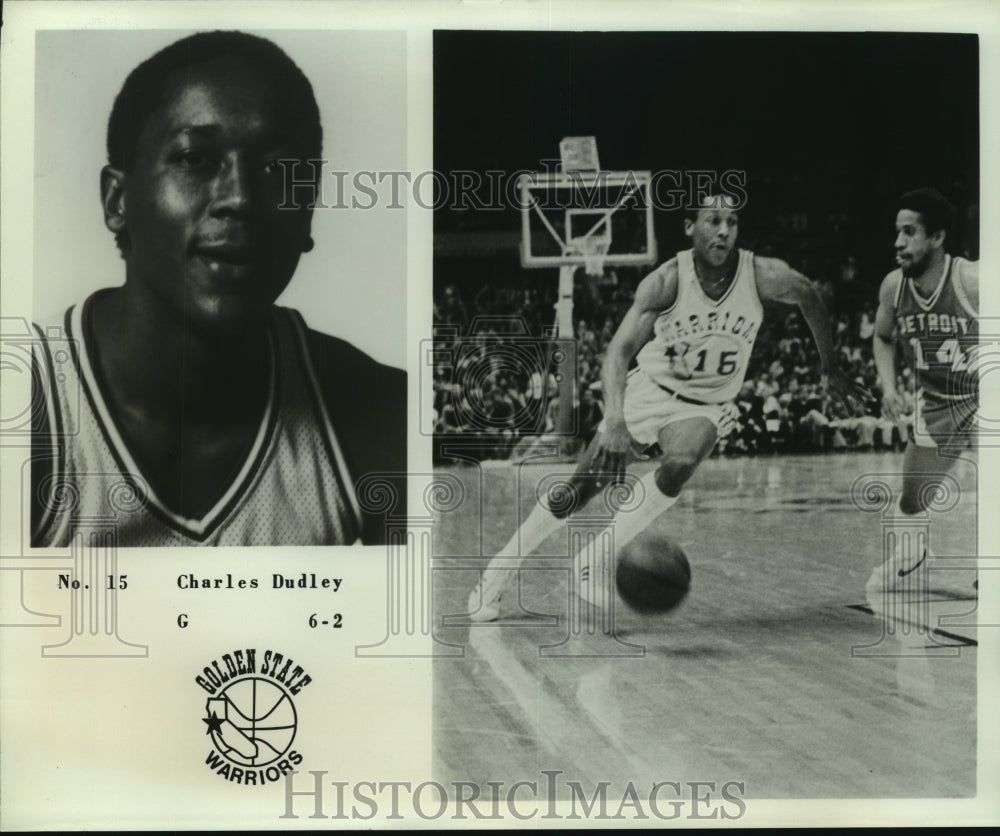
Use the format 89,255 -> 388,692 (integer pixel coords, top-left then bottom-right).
519,169 -> 658,273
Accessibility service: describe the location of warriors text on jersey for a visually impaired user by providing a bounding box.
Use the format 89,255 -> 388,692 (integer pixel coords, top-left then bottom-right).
635,248 -> 763,403
32,297 -> 362,547
893,254 -> 978,401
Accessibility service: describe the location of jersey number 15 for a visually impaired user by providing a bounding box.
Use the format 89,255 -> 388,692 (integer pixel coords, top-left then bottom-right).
666,346 -> 738,378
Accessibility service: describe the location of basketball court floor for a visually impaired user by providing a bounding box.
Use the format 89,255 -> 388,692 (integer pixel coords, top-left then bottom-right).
432,450 -> 979,799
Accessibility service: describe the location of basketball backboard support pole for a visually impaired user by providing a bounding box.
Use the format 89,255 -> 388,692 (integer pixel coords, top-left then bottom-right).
519,138 -> 658,442
554,264 -> 575,441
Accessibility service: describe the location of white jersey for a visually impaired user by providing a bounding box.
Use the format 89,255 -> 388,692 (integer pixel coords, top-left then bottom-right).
33,300 -> 362,547
635,248 -> 763,404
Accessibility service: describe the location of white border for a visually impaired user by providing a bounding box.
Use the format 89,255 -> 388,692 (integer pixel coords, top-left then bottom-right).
2,0 -> 998,829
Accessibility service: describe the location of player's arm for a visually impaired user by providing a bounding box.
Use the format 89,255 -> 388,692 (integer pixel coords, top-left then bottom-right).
872,273 -> 907,421
30,345 -> 55,546
754,257 -> 870,411
960,259 -> 979,314
592,262 -> 678,476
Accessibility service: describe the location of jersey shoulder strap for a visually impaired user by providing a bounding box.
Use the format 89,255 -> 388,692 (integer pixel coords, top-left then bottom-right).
949,257 -> 978,318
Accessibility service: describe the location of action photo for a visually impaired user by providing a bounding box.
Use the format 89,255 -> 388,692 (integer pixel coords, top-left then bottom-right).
430,30 -> 981,804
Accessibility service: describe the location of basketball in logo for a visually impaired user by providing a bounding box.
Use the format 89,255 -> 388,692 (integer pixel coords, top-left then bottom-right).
203,677 -> 297,767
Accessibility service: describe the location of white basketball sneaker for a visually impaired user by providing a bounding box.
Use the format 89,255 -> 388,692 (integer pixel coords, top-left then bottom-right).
864,539 -> 929,618
467,568 -> 512,623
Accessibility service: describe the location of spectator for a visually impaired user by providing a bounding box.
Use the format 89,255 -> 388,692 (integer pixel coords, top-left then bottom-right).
735,382 -> 768,454
485,388 -> 517,459
577,388 -> 604,446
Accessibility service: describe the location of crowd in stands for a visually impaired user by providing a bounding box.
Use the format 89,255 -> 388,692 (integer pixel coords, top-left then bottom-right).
432,171 -> 978,462
431,255 -> 923,463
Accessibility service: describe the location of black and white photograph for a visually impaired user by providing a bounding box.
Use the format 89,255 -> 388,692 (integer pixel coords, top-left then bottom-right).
0,0 -> 997,830
29,28 -> 407,547
432,28 -> 985,802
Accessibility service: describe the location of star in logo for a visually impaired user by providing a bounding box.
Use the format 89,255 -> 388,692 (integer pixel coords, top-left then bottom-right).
665,341 -> 694,379
203,709 -> 224,735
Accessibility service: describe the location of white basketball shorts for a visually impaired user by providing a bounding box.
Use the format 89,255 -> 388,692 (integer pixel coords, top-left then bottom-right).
597,367 -> 739,446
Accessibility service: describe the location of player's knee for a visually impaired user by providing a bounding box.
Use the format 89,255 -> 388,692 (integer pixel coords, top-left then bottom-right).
899,495 -> 922,515
900,468 -> 953,515
654,457 -> 698,497
550,499 -> 576,520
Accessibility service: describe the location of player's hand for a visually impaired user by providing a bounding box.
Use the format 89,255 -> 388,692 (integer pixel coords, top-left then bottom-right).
821,368 -> 874,415
591,419 -> 633,486
880,388 -> 908,422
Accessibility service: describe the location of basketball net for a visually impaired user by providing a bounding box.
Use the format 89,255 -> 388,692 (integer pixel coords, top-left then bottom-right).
577,236 -> 609,279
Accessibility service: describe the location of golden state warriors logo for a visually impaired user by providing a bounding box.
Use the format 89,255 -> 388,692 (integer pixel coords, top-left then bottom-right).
196,649 -> 311,785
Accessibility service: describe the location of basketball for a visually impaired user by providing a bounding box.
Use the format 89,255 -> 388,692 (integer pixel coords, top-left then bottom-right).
615,534 -> 691,614
207,679 -> 298,766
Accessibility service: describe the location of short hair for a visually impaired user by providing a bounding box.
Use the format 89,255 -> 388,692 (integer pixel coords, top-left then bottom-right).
685,193 -> 738,222
896,187 -> 955,244
107,30 -> 323,173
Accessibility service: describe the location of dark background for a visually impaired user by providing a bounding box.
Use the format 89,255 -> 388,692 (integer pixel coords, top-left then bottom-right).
434,31 -> 979,298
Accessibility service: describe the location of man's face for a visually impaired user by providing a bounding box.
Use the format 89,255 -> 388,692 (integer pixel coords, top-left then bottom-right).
685,202 -> 738,268
894,209 -> 942,278
108,56 -> 315,333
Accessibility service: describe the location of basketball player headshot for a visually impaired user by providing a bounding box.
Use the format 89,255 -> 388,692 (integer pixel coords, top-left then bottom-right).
30,30 -> 407,547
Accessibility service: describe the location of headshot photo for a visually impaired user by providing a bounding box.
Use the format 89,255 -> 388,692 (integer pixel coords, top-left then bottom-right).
29,29 -> 408,547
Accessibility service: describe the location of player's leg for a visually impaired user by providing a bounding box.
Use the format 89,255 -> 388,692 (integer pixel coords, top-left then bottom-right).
652,416 -> 719,496
552,430 -> 629,518
899,441 -> 959,516
863,441 -> 958,631
864,392 -> 968,617
465,430 -> 627,622
576,415 -> 720,605
468,371 -> 726,620
893,389 -> 969,562
466,368 -> 670,622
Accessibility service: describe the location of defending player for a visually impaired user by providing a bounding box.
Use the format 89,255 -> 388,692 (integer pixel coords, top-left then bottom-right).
30,32 -> 406,546
469,194 -> 868,620
866,187 -> 979,606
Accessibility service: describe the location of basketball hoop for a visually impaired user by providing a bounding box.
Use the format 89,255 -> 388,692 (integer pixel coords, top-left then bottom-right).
578,236 -> 609,278
517,137 -> 656,441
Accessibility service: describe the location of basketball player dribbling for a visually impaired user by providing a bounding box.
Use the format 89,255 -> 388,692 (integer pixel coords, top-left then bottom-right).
31,32 -> 406,547
469,194 -> 869,620
866,188 -> 979,611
